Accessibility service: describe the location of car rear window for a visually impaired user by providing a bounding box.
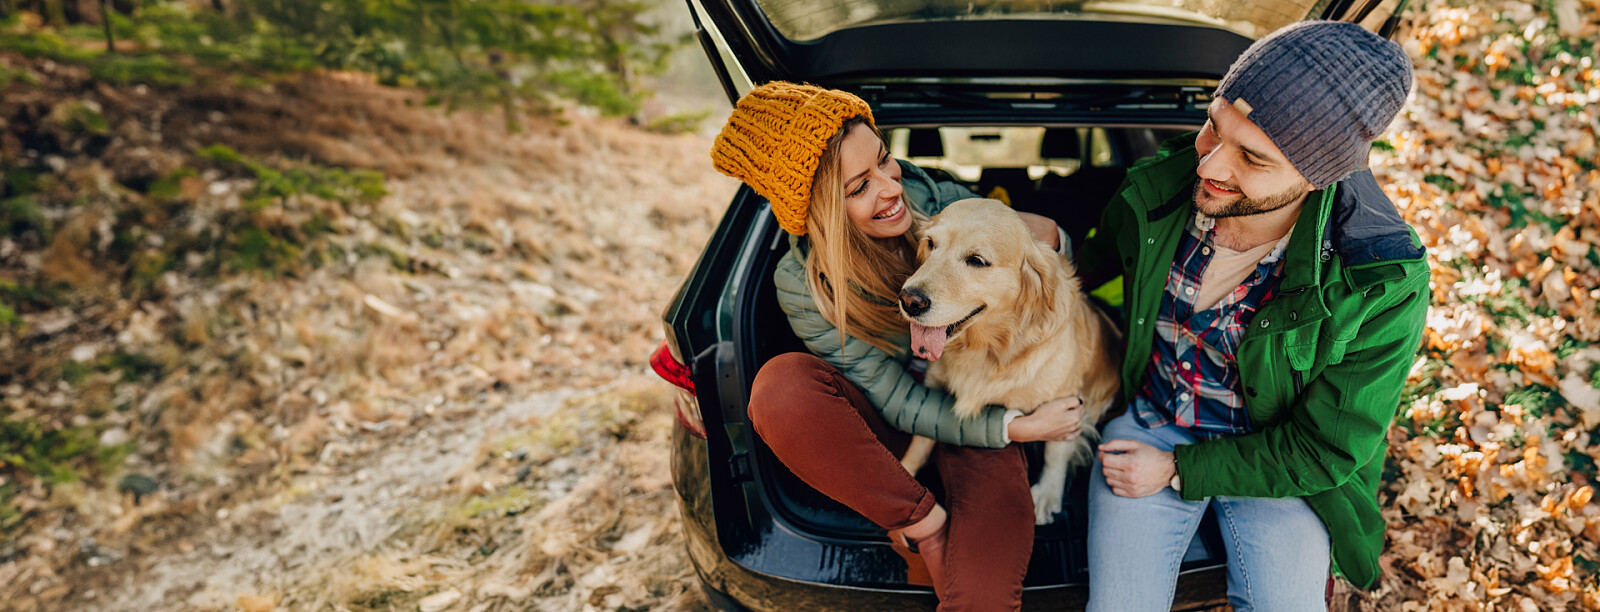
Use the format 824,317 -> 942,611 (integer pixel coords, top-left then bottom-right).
752,0 -> 1321,42
886,126 -> 1122,183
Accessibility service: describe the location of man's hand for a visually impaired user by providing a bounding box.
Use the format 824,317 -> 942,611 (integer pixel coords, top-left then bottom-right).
1098,439 -> 1176,498
1017,211 -> 1061,251
1008,396 -> 1083,442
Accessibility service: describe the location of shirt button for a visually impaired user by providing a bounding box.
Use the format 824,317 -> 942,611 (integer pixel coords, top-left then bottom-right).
1180,362 -> 1191,371
1147,238 -> 1155,244
1260,319 -> 1271,328
1180,393 -> 1192,402
1201,247 -> 1211,255
1138,318 -> 1146,325
1184,287 -> 1195,296
1290,311 -> 1299,321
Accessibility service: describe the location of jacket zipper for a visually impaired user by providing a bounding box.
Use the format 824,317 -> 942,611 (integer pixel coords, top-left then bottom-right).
1291,368 -> 1305,395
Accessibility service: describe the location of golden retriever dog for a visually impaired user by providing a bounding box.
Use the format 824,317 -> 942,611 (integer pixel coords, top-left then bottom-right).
897,198 -> 1122,525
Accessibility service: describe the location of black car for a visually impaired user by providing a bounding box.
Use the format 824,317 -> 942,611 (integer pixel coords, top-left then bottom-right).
652,1 -> 1408,609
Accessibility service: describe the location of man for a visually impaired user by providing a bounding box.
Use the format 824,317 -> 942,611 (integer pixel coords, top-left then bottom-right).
1074,21 -> 1427,611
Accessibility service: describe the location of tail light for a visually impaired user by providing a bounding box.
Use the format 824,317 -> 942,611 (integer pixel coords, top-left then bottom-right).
651,341 -> 706,438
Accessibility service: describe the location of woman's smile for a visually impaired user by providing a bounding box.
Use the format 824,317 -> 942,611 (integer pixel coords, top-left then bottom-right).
872,198 -> 906,221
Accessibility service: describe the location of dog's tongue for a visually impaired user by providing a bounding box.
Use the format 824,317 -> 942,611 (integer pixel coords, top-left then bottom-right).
909,322 -> 948,361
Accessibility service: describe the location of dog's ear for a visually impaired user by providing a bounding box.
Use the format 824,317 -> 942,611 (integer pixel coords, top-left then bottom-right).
1019,241 -> 1061,324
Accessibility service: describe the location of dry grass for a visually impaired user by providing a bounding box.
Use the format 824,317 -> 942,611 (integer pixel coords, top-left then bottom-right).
1,47 -> 735,611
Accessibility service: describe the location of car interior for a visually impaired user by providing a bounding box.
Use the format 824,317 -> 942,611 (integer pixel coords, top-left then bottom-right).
739,124 -> 1226,587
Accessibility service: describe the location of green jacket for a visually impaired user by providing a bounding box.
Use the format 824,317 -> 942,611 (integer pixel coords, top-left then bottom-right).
773,160 -> 1012,449
1076,133 -> 1430,590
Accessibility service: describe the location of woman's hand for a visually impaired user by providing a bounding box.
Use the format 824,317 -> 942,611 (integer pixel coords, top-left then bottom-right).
1097,439 -> 1176,498
1007,396 -> 1083,442
1017,211 -> 1061,251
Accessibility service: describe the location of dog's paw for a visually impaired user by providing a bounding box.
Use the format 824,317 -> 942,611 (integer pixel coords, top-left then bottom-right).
1030,481 -> 1064,525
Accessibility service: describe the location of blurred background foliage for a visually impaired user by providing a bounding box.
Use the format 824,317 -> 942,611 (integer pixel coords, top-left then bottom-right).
0,0 -> 686,125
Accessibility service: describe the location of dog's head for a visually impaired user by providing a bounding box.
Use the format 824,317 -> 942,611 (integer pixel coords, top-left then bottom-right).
899,198 -> 1073,361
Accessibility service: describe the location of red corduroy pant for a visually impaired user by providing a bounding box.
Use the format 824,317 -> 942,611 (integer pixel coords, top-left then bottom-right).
749,352 -> 1035,612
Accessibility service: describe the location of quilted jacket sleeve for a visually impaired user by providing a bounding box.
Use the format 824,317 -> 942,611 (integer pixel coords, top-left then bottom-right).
772,251 -> 1010,448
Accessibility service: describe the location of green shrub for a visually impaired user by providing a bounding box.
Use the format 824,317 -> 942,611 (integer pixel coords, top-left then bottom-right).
645,109 -> 713,135
90,53 -> 192,86
0,196 -> 52,243
0,301 -> 19,333
51,100 -> 110,134
228,225 -> 302,276
0,418 -> 130,486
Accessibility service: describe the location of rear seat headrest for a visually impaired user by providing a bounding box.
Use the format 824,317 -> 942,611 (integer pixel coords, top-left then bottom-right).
1040,128 -> 1082,160
907,128 -> 944,158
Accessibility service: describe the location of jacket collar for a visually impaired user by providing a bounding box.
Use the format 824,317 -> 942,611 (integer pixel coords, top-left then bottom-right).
1134,134 -> 1423,295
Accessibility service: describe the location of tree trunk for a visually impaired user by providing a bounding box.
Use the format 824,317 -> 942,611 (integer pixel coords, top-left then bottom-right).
99,0 -> 113,54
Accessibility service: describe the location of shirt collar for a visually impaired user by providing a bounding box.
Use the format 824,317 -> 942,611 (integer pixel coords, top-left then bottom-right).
1192,209 -> 1296,267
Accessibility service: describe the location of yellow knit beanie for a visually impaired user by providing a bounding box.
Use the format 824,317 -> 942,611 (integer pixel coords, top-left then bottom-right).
711,82 -> 875,236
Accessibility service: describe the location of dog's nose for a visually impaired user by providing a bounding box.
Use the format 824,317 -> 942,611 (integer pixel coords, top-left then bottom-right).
900,287 -> 931,317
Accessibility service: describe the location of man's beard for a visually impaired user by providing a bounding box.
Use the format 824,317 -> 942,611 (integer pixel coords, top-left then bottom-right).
1193,178 -> 1310,218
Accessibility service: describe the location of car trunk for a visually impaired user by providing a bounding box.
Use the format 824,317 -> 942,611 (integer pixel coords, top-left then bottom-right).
729,119 -> 1225,590
666,0 -> 1412,601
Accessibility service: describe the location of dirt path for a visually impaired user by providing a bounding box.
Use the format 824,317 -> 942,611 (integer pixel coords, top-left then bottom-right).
1,46 -> 738,610
91,379 -> 704,612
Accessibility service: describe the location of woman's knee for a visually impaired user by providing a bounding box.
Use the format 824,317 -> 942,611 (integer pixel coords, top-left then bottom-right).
749,352 -> 839,433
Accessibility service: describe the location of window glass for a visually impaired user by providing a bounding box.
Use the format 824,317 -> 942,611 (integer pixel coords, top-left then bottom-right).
752,0 -> 1320,42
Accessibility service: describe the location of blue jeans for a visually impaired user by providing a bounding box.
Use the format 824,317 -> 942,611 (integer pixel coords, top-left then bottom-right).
1087,411 -> 1330,612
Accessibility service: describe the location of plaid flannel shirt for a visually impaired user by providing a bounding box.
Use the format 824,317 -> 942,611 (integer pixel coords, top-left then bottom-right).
1130,209 -> 1292,438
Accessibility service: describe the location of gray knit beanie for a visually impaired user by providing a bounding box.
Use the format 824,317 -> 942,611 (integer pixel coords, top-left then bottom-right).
1214,20 -> 1414,188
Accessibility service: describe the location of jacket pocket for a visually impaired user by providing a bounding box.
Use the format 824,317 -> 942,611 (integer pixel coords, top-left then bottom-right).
1321,336 -> 1353,366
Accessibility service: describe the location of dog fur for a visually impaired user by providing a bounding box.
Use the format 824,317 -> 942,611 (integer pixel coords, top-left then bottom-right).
898,198 -> 1122,525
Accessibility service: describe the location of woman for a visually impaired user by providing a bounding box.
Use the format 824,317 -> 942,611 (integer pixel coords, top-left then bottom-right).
710,82 -> 1085,610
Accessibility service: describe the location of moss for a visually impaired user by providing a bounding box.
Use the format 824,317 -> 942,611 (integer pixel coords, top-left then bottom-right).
60,361 -> 92,386
51,100 -> 110,135
0,65 -> 41,90
0,418 -> 128,487
1,196 -> 53,243
145,166 -> 198,202
3,167 -> 41,198
359,241 -> 411,271
129,250 -> 173,289
349,587 -> 432,610
227,226 -> 303,277
421,229 -> 445,249
454,486 -> 541,519
644,109 -> 713,135
0,278 -> 66,311
103,351 -> 164,381
199,145 -> 388,211
0,29 -> 96,62
0,301 -> 19,333
90,53 -> 192,86
0,482 -> 23,534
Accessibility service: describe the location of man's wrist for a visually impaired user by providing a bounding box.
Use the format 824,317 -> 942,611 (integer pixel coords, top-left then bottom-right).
1168,453 -> 1182,492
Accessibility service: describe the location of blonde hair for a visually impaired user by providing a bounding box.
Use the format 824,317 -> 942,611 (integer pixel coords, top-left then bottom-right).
804,117 -> 926,357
